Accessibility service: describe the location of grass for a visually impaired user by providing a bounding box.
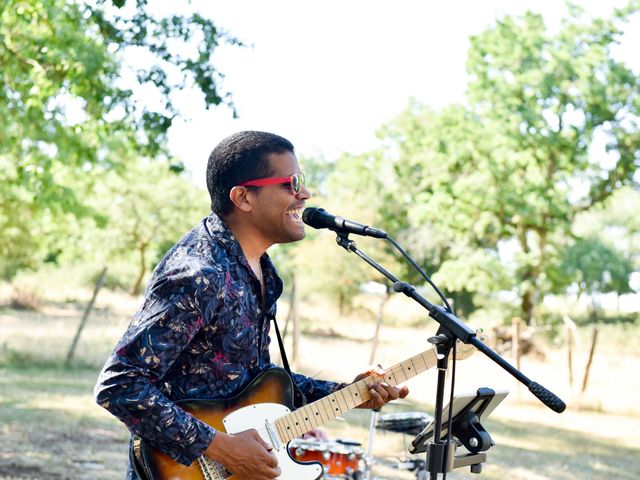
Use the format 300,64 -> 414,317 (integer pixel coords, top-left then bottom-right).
1,292 -> 639,479
0,365 -> 129,480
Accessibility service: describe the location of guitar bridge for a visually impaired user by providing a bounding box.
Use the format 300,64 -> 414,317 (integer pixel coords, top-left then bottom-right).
265,420 -> 282,451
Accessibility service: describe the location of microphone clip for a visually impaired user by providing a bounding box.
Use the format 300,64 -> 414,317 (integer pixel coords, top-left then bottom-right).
335,232 -> 356,252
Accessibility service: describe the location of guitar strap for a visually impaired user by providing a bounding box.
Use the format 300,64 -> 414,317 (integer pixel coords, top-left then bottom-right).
131,436 -> 151,480
271,314 -> 308,408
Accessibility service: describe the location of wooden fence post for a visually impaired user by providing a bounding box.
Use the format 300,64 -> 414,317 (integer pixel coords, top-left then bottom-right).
566,324 -> 574,388
512,317 -> 522,370
512,317 -> 522,399
65,267 -> 107,367
581,326 -> 599,394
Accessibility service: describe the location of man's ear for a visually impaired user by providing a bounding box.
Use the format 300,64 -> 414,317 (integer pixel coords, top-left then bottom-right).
229,186 -> 254,212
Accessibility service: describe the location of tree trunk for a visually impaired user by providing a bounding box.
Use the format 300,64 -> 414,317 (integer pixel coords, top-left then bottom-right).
130,241 -> 148,296
521,289 -> 534,325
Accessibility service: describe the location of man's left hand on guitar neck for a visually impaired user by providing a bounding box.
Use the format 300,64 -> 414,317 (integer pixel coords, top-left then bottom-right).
353,364 -> 410,409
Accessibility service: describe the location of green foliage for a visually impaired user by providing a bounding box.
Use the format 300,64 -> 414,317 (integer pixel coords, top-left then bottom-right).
76,159 -> 209,294
552,236 -> 634,296
373,5 -> 640,323
0,0 -> 240,278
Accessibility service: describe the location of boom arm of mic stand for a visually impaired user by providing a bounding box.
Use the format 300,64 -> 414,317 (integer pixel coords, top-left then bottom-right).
334,233 -> 566,414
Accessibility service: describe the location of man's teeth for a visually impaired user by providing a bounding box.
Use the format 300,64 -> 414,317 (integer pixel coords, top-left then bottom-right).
287,208 -> 303,222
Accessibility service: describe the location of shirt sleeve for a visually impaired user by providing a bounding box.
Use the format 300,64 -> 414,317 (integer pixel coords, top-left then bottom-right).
94,269 -> 218,466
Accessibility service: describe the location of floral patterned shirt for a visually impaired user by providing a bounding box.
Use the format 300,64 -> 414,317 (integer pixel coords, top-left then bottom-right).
94,213 -> 341,478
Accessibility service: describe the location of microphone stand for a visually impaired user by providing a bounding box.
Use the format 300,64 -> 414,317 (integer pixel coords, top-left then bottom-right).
334,232 -> 566,479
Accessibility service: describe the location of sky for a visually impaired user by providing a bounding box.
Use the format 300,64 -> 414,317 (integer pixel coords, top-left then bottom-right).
162,1 -> 640,189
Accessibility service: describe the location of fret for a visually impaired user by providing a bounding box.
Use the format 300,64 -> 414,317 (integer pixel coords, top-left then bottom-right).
344,383 -> 359,407
275,419 -> 287,444
392,365 -> 407,384
423,349 -> 439,369
290,409 -> 303,435
317,397 -> 330,423
413,354 -> 427,374
327,393 -> 343,416
304,406 -> 322,428
307,404 -> 321,429
383,368 -> 398,386
289,414 -> 304,437
354,379 -> 372,402
400,359 -> 414,379
279,415 -> 301,439
295,410 -> 308,436
347,384 -> 361,408
296,408 -> 314,432
335,389 -> 349,412
335,391 -> 348,413
409,356 -> 421,374
305,402 -> 323,425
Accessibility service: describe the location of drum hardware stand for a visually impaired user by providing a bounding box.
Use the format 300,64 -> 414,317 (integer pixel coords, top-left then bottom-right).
365,407 -> 380,480
334,232 -> 567,479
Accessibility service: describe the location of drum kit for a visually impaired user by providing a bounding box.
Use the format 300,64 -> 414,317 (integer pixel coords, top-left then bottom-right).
288,409 -> 433,479
288,438 -> 365,479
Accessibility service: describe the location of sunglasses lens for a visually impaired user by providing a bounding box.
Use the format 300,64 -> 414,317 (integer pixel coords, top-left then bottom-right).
292,173 -> 304,193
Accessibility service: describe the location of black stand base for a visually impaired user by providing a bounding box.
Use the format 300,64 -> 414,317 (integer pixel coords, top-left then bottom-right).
454,452 -> 486,474
425,443 -> 487,475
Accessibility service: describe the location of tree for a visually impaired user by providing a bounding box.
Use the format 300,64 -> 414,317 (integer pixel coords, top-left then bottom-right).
0,0 -> 240,277
553,236 -> 634,305
377,4 -> 640,323
73,158 -> 208,295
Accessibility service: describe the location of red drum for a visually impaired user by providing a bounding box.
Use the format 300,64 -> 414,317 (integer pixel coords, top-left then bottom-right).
288,438 -> 365,479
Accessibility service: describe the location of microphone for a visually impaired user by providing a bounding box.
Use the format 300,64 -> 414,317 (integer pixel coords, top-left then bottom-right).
302,207 -> 387,239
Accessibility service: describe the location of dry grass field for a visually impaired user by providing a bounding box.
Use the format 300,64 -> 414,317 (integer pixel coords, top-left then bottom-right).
1,288 -> 639,480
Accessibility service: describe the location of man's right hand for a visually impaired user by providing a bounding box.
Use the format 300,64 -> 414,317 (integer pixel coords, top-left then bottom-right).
205,429 -> 280,480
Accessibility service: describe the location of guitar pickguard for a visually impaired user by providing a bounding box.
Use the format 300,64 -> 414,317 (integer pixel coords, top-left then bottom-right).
223,403 -> 323,480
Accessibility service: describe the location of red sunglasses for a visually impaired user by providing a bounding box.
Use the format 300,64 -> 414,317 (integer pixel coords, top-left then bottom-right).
238,172 -> 306,195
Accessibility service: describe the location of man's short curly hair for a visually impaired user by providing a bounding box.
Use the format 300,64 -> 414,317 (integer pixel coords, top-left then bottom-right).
206,131 -> 295,216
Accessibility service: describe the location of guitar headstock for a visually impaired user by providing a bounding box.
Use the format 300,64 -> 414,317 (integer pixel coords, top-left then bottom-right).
453,339 -> 476,361
451,329 -> 486,360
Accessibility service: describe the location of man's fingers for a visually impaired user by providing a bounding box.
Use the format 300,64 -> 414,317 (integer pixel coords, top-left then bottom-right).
370,384 -> 388,404
251,430 -> 273,451
265,455 -> 278,468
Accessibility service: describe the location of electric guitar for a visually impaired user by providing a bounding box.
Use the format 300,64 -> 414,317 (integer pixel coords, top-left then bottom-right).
135,344 -> 474,480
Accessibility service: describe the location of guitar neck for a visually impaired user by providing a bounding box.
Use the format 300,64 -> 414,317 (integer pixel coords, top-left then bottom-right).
274,348 -> 440,443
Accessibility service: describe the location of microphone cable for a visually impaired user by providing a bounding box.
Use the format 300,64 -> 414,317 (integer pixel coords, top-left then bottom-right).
385,235 -> 453,314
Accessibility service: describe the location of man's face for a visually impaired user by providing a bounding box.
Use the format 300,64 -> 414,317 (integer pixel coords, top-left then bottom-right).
249,151 -> 311,245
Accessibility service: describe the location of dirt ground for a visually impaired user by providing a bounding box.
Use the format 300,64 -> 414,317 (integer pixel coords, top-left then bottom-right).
1,295 -> 639,480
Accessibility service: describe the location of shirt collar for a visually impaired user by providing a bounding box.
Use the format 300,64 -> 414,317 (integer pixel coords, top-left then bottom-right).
204,212 -> 236,247
204,212 -> 284,303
